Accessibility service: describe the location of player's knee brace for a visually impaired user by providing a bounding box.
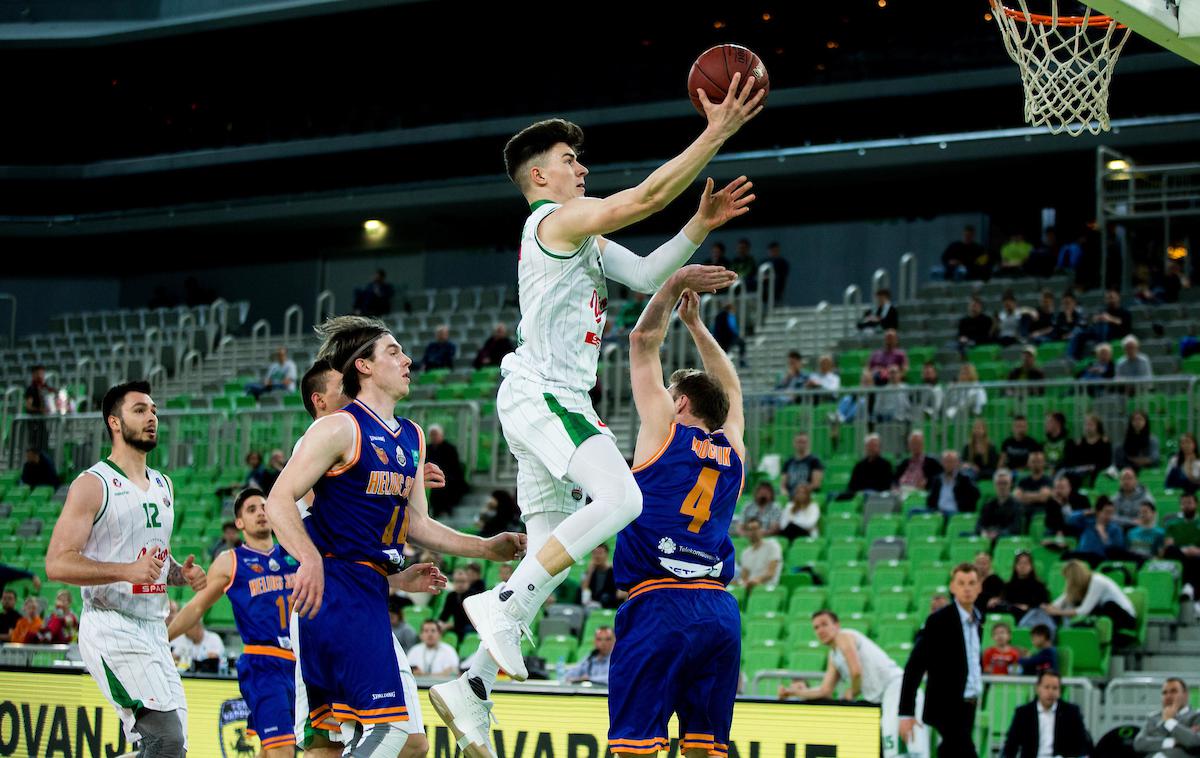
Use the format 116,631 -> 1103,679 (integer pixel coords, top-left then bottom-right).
133,709 -> 186,758
346,722 -> 411,758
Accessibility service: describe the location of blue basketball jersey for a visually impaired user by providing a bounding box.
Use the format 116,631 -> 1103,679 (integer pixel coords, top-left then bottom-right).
225,543 -> 298,649
616,424 -> 743,591
307,400 -> 423,571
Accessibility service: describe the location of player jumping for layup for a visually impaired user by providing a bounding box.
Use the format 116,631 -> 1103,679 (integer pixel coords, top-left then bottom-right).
437,71 -> 762,758
605,274 -> 745,757
46,381 -> 207,758
265,316 -> 524,758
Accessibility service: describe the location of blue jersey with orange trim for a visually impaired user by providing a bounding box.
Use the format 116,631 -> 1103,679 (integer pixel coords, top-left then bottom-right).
225,543 -> 298,649
615,423 -> 742,591
307,399 -> 423,571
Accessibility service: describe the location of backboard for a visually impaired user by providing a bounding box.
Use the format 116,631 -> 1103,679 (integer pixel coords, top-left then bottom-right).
1083,0 -> 1200,63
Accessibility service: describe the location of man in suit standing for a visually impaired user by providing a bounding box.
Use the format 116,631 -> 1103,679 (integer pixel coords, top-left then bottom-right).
1002,670 -> 1092,757
1134,678 -> 1200,757
899,562 -> 983,757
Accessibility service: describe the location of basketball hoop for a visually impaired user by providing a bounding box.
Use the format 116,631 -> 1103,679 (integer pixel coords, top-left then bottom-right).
990,0 -> 1132,136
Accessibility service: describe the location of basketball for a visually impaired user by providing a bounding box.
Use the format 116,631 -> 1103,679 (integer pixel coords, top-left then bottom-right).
688,44 -> 770,115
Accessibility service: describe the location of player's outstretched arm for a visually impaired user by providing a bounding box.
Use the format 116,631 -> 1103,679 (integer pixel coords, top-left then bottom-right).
601,176 -> 755,294
541,73 -> 764,247
165,551 -> 232,641
677,290 -> 745,459
628,271 -> 689,464
46,474 -> 163,586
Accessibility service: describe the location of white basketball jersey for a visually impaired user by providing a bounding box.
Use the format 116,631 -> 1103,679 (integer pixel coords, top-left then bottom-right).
504,200 -> 607,392
80,460 -> 175,620
831,628 -> 904,704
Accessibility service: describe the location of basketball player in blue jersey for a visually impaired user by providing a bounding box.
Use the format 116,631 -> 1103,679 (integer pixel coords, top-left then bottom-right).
264,316 -> 525,758
607,269 -> 746,758
166,487 -> 447,758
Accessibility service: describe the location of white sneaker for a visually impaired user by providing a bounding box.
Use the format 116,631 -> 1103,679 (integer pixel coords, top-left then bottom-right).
464,588 -> 531,681
429,673 -> 497,758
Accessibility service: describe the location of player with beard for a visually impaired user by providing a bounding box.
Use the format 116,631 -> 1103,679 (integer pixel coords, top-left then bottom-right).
46,381 -> 208,758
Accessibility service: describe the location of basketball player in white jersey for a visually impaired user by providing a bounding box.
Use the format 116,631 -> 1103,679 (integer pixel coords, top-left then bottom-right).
434,75 -> 763,756
45,381 -> 208,758
779,610 -> 929,758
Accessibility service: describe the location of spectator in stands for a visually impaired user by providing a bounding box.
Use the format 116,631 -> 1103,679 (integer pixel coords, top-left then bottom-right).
1000,415 -> 1043,472
255,449 -> 285,494
995,291 -> 1028,346
563,626 -> 615,685
1015,450 -> 1054,519
1165,493 -> 1200,605
978,470 -> 1023,540
895,430 -> 942,493
857,288 -> 899,332
773,351 -> 808,401
943,366 -> 987,425
463,562 -> 485,594
942,225 -> 987,280
997,551 -> 1051,625
1167,433 -> 1200,494
708,241 -> 730,269
409,619 -> 459,677
999,232 -> 1033,276
353,269 -> 394,316
0,590 -> 20,642
865,329 -> 909,382
1019,625 -> 1059,673
24,364 -> 54,451
473,323 -> 516,369
36,589 -> 77,644
477,489 -> 522,538
848,434 -> 894,495
1045,559 -> 1138,637
426,424 -> 467,517
1041,412 -> 1075,473
899,562 -> 984,757
582,543 -> 618,609
915,362 -> 945,420
1045,475 -> 1091,538
712,302 -> 747,366
1063,414 -> 1112,487
210,521 -> 241,559
872,364 -> 912,424
1069,287 -> 1133,360
976,551 -> 1006,611
1007,346 -> 1046,386
781,432 -> 824,497
1028,290 -> 1057,343
983,621 -> 1021,674
1024,228 -> 1059,278
779,484 -> 821,539
765,241 -> 789,301
1163,260 -> 1191,303
1133,677 -> 1200,757
1002,669 -> 1093,758
1067,496 -> 1126,564
1128,503 -> 1167,559
1113,467 -> 1157,526
928,450 -> 981,516
1117,410 -> 1161,471
929,592 -> 950,613
246,347 -> 298,399
20,447 -> 59,489
419,325 -> 457,371
10,597 -> 42,644
741,483 -> 783,536
389,596 -> 418,650
734,517 -> 782,592
1116,335 -> 1154,382
171,619 -> 225,670
1055,230 -> 1088,276
1078,342 -> 1116,382
961,418 -> 1000,481
955,295 -> 994,356
805,354 -> 842,397
730,238 -> 757,290
1052,291 -> 1086,342
438,569 -> 481,640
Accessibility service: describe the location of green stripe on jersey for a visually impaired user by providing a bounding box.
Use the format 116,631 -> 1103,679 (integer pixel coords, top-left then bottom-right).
91,471 -> 110,524
543,393 -> 601,447
529,199 -> 556,211
102,658 -> 144,712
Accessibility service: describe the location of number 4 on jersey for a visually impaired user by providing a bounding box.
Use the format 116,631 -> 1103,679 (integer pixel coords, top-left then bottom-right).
679,469 -> 719,533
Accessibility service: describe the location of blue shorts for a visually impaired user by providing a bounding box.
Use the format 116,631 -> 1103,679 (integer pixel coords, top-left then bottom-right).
608,584 -> 740,756
237,649 -> 296,750
296,559 -> 411,726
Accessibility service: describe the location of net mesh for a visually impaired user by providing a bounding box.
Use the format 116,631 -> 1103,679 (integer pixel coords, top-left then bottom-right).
990,0 -> 1132,136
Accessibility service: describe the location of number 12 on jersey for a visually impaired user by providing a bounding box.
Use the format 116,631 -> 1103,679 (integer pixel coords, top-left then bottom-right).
679,468 -> 719,533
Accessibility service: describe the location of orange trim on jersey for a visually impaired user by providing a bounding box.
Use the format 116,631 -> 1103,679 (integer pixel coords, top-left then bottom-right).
608,738 -> 669,754
259,735 -> 296,748
324,409 -> 362,477
242,644 -> 296,661
320,553 -> 389,577
329,703 -> 409,724
683,734 -> 716,742
631,423 -> 677,473
626,577 -> 725,601
222,551 -> 237,594
353,398 -> 406,439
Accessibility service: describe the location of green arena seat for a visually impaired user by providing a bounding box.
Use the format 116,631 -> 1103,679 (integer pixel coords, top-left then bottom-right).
786,646 -> 828,673
1056,627 -> 1108,677
908,537 -> 947,565
744,619 -> 785,645
785,538 -> 824,570
828,564 -> 866,592
871,588 -> 913,615
949,536 -> 987,564
946,513 -> 979,538
865,515 -> 902,542
885,641 -> 913,666
746,585 -> 788,614
826,537 -> 865,565
904,514 -> 943,541
205,595 -> 236,627
824,514 -> 862,540
875,617 -> 918,647
870,561 -> 908,591
830,588 -> 869,616
743,647 -> 783,676
540,635 -> 580,666
788,587 -> 828,616
1138,569 -> 1180,620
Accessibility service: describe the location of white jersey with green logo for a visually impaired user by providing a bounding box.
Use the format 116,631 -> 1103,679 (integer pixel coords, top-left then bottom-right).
504,199 -> 608,392
80,460 -> 175,620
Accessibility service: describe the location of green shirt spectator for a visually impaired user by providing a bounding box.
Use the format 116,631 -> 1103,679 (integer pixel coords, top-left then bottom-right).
1000,234 -> 1033,271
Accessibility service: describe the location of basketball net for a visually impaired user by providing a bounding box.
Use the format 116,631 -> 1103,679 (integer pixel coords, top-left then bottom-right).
990,0 -> 1132,136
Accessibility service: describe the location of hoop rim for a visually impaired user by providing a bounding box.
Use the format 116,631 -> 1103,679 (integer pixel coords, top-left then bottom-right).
991,2 -> 1125,28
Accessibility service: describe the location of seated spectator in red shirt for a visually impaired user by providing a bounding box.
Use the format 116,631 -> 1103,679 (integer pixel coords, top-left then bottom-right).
863,329 -> 909,384
37,590 -> 78,644
982,621 -> 1022,674
894,430 -> 943,492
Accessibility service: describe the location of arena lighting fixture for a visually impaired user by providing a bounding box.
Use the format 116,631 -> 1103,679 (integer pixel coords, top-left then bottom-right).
1106,159 -> 1130,171
1168,245 -> 1188,260
363,219 -> 388,240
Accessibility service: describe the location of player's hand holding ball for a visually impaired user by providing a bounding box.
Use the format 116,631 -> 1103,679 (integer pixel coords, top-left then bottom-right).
690,44 -> 769,140
180,554 -> 207,591
695,175 -> 755,232
677,289 -> 702,328
291,557 -> 325,619
127,549 -> 164,585
481,532 -> 528,563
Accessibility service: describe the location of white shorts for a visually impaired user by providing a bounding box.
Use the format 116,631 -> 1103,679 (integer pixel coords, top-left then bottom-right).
880,676 -> 929,758
291,614 -> 424,747
497,372 -> 615,517
78,608 -> 188,746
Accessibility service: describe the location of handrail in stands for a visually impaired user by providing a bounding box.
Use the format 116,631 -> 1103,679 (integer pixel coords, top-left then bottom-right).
282,305 -> 303,345
898,252 -> 918,303
315,290 -> 336,327
755,261 -> 775,328
250,319 -> 270,360
143,327 -> 163,377
71,357 -> 97,411
843,285 -> 862,334
215,335 -> 236,381
0,294 -> 15,349
107,343 -> 127,391
206,298 -> 230,354
146,363 -> 167,393
178,349 -> 202,396
1,385 -> 22,451
871,267 -> 890,296
176,311 -> 196,356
